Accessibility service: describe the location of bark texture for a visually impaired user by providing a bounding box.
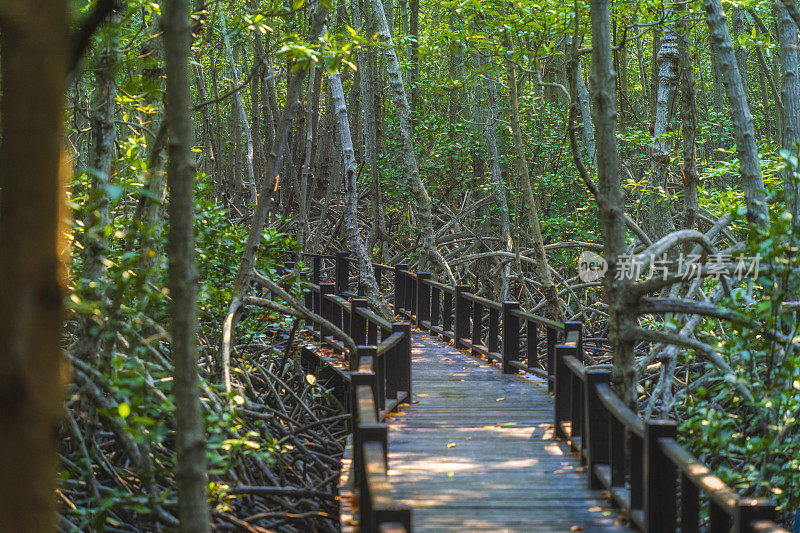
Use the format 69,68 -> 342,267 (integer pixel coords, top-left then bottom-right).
678,0 -> 699,232
590,0 -> 636,404
649,22 -> 679,240
164,0 -> 212,528
704,0 -> 768,226
328,68 -> 392,318
778,0 -> 800,221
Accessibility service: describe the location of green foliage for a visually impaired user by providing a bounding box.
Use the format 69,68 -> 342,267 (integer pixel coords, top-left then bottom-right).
679,166 -> 800,520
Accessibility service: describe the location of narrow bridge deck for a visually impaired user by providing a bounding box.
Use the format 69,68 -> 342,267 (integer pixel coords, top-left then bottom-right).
386,331 -> 629,532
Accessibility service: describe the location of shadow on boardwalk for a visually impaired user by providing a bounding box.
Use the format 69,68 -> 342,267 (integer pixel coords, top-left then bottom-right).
386,331 -> 631,532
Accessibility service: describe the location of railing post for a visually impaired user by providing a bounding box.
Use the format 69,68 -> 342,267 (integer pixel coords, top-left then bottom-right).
319,283 -> 335,342
407,274 -> 416,318
335,251 -> 350,294
386,322 -> 412,400
487,307 -> 499,355
733,499 -> 777,533
351,350 -> 377,488
471,300 -> 483,356
429,285 -> 441,336
442,290 -> 453,342
304,286 -> 314,329
584,368 -> 611,489
644,420 -> 678,532
502,302 -> 520,374
394,264 -> 408,313
564,321 -> 584,361
553,343 -> 575,438
361,345 -> 384,411
546,326 -> 558,392
416,272 -> 431,329
454,285 -> 471,348
527,321 -> 540,372
312,255 -> 322,285
350,299 -> 369,366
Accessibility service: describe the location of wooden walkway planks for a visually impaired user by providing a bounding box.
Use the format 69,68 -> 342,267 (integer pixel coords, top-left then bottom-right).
386,331 -> 630,532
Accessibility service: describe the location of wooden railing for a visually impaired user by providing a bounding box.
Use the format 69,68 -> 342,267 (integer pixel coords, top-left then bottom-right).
284,251 -> 790,533
283,252 -> 411,532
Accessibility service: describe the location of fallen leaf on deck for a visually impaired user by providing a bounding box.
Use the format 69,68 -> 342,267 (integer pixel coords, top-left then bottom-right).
446,442 -> 456,448
571,526 -> 583,531
495,397 -> 506,402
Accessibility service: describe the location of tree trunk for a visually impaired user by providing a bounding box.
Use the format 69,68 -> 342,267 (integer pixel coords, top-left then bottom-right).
576,60 -> 596,165
299,66 -> 319,248
678,0 -> 699,233
704,0 -> 769,226
328,67 -> 392,317
778,0 -> 800,221
217,1 -> 258,204
355,0 -> 387,254
481,68 -> 513,301
590,0 -> 636,404
0,0 -> 69,529
222,3 -> 329,392
409,0 -> 420,115
649,21 -> 679,241
371,0 -> 454,280
506,42 -> 566,323
164,0 -> 211,528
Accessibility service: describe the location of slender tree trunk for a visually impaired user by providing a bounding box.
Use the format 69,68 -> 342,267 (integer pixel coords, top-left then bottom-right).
649,21 -> 679,240
409,0 -> 420,114
371,0 -> 454,280
355,0 -> 387,253
704,0 -> 769,226
678,0 -> 699,233
481,69 -> 513,301
576,60 -> 596,165
222,3 -> 329,392
84,12 -> 121,271
299,66 -> 319,248
778,0 -> 800,221
193,57 -> 224,188
328,67 -> 392,317
591,0 -> 636,404
0,0 -> 69,529
506,41 -> 566,322
217,1 -> 258,204
164,0 -> 211,529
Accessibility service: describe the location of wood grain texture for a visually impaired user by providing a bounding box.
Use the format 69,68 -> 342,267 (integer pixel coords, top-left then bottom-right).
386,332 -> 631,532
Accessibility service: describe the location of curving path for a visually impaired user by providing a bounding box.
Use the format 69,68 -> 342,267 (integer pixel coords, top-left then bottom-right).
386,330 -> 631,532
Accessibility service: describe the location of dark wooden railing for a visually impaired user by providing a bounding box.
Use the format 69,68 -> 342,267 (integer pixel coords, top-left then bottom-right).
282,252 -> 411,532
284,251 -> 789,533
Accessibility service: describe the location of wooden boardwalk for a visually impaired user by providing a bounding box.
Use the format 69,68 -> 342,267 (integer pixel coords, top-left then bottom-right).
386,330 -> 630,532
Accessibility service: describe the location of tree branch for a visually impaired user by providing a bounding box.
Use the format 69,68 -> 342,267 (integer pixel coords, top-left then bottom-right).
630,326 -> 754,402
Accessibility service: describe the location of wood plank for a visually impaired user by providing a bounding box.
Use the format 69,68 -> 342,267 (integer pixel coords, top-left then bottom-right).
385,331 -> 632,533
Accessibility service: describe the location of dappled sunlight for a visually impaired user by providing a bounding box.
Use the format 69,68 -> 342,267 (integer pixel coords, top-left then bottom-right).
385,332 -> 623,530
